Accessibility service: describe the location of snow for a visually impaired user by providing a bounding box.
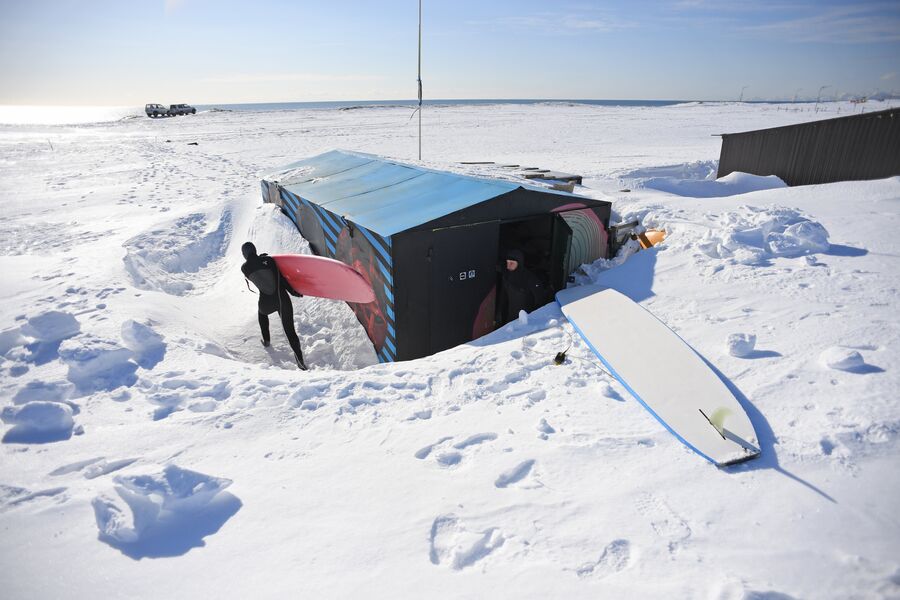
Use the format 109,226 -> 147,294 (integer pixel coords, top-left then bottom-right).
1,401 -> 76,444
1,100 -> 899,599
726,333 -> 757,358
619,164 -> 788,198
819,346 -> 871,372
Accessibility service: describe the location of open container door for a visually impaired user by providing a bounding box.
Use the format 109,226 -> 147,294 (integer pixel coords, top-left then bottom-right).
549,215 -> 573,292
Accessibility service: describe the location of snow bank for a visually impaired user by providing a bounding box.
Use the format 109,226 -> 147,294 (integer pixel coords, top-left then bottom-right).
618,162 -> 787,198
3,310 -> 83,366
2,100 -> 897,600
1,401 -> 75,444
12,380 -> 75,406
58,334 -> 138,393
646,171 -> 787,198
120,320 -> 166,369
123,211 -> 232,296
697,205 -> 830,265
92,465 -> 240,558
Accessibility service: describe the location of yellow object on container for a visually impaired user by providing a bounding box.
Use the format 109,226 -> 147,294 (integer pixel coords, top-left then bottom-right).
637,229 -> 667,249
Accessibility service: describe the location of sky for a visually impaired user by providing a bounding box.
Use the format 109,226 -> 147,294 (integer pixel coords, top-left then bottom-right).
0,0 -> 898,106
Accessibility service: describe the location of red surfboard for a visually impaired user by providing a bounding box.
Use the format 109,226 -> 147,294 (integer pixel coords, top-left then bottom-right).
272,254 -> 376,304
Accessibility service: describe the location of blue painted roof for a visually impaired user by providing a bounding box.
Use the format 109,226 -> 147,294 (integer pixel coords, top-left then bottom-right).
264,150 -> 582,237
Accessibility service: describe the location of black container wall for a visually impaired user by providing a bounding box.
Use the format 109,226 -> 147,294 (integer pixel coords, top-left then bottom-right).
717,108 -> 900,186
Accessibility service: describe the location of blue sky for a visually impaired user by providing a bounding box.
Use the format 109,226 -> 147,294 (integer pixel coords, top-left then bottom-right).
1,0 -> 898,105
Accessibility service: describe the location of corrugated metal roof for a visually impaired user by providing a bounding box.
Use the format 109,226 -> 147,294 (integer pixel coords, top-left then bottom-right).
264,150 -> 580,237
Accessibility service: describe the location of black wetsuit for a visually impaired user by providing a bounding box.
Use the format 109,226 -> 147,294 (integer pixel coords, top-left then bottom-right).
241,254 -> 304,365
498,251 -> 548,325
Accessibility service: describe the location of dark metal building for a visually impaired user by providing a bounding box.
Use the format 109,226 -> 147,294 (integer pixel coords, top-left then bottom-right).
717,108 -> 900,186
261,150 -> 612,362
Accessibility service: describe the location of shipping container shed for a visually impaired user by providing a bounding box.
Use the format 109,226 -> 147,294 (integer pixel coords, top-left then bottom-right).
717,107 -> 900,186
261,150 -> 612,362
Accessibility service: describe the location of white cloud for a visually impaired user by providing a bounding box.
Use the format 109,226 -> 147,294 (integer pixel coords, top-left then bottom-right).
882,72 -> 897,80
476,12 -> 635,35
742,4 -> 900,44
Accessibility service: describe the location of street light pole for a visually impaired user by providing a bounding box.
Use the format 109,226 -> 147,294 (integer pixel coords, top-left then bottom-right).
815,85 -> 830,113
739,85 -> 748,103
417,0 -> 422,160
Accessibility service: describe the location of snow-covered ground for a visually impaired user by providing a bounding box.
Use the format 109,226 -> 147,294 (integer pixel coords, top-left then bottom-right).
1,101 -> 898,599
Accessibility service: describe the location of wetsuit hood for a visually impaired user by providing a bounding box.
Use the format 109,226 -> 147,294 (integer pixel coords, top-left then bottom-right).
241,242 -> 257,260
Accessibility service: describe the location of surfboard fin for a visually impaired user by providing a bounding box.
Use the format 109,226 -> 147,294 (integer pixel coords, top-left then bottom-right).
700,408 -> 760,455
699,408 -> 727,440
721,428 -> 760,455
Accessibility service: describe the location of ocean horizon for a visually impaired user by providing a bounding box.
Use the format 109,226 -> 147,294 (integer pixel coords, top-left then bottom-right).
0,97 -> 849,126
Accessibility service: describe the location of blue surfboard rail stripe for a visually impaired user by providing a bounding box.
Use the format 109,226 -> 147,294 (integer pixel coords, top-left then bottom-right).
383,283 -> 394,304
384,336 -> 397,356
386,305 -> 395,321
560,302 -> 718,466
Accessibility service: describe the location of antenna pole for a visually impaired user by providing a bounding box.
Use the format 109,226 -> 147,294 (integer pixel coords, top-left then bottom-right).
417,0 -> 422,160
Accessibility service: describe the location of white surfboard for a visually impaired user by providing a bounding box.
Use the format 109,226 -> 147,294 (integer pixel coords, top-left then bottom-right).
557,284 -> 760,466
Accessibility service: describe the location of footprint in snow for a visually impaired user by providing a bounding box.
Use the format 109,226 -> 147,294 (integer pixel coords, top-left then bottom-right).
575,539 -> 632,579
453,432 -> 498,449
0,484 -> 68,510
494,459 -> 536,488
415,433 -> 498,468
414,437 -> 453,460
429,514 -> 504,570
635,493 -> 691,553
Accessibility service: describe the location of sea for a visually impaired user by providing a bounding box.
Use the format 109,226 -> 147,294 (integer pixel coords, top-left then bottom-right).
0,99 -> 692,126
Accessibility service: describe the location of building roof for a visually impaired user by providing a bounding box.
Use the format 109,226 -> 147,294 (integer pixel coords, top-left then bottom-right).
263,150 -> 583,237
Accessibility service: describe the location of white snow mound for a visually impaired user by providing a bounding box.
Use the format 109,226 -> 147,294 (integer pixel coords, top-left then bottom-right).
1,401 -> 74,433
820,346 -> 866,371
697,205 -> 830,264
727,333 -> 757,357
123,211 -> 232,296
619,162 -> 786,197
58,335 -> 138,393
92,465 -> 233,544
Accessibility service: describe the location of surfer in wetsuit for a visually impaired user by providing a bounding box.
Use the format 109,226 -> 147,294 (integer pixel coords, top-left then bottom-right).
498,249 -> 549,325
240,242 -> 307,370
